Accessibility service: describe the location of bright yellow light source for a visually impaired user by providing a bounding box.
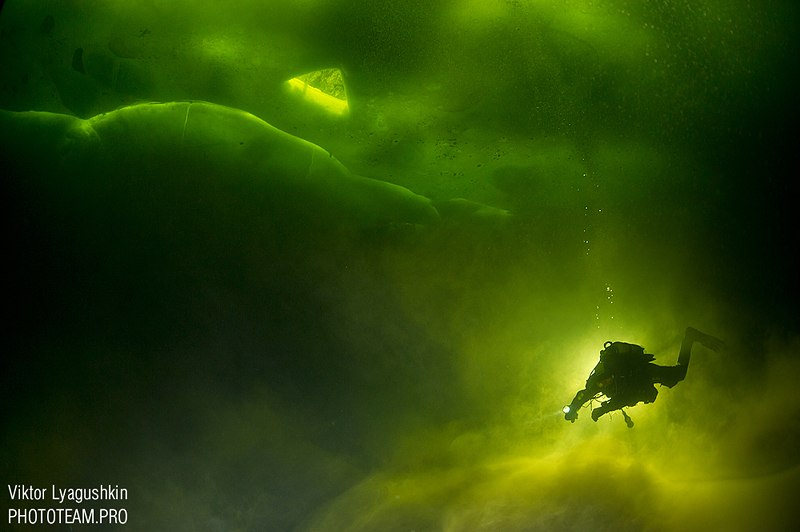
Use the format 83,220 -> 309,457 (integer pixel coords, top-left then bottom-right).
285,68 -> 349,116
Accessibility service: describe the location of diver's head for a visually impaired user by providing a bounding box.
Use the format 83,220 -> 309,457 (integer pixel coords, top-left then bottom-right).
600,340 -> 615,358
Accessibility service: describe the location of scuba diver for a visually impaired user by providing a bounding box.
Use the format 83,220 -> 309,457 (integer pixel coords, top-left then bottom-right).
563,327 -> 724,427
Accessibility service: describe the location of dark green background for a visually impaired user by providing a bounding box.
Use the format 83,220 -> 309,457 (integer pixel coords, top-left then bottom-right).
2,1 -> 798,530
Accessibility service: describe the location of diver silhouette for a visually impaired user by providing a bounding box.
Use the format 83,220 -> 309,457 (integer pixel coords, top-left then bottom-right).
563,327 -> 724,427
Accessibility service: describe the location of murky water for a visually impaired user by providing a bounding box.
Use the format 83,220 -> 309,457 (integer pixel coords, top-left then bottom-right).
2,1 -> 798,530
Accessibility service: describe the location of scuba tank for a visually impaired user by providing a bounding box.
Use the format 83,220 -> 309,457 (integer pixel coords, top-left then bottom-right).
600,341 -> 654,369
598,341 -> 656,398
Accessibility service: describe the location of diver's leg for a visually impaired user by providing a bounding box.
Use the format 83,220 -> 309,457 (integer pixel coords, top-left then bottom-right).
650,364 -> 684,388
658,327 -> 724,387
679,327 -> 725,365
666,328 -> 698,384
686,326 -> 725,353
677,327 -> 695,367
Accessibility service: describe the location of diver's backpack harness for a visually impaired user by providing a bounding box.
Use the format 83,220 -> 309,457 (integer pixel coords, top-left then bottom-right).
598,341 -> 654,397
600,341 -> 654,368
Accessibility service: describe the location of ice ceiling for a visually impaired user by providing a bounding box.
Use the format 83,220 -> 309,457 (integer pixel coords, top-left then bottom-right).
2,1 -> 799,530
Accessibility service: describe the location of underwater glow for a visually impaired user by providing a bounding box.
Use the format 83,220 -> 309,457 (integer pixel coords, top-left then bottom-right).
286,68 -> 349,116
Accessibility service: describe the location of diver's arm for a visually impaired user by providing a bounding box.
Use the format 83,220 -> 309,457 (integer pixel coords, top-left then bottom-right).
564,360 -> 605,422
564,388 -> 592,422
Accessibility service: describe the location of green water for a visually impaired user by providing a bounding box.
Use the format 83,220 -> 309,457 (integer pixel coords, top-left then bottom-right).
2,1 -> 798,530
